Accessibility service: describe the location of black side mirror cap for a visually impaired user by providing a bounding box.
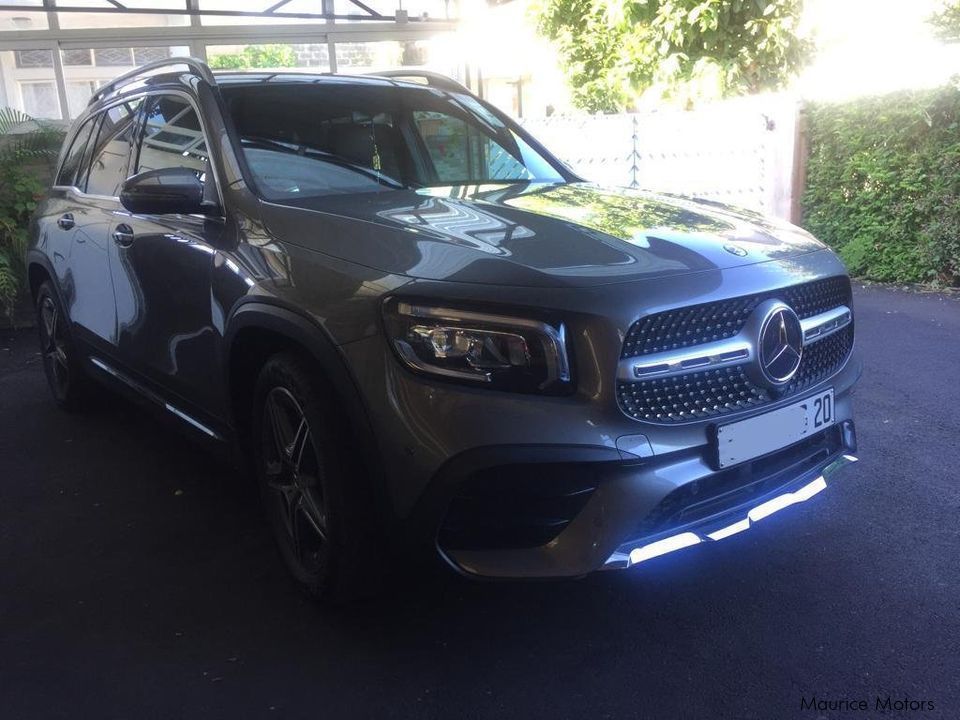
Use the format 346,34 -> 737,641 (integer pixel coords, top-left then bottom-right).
120,167 -> 204,215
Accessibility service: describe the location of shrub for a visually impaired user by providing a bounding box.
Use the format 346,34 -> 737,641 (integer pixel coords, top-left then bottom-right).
802,83 -> 960,285
0,108 -> 63,318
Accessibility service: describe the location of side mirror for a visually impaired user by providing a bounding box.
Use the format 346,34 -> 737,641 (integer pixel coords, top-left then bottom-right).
120,167 -> 204,215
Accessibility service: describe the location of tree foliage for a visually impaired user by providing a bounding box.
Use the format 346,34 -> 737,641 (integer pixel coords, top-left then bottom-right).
929,1 -> 960,42
536,0 -> 813,112
208,44 -> 298,70
802,83 -> 960,286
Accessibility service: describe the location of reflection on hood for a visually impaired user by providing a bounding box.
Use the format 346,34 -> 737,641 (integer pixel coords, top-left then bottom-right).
258,182 -> 825,288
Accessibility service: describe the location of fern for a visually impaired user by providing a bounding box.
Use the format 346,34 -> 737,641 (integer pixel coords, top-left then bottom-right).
0,107 -> 63,164
0,252 -> 17,322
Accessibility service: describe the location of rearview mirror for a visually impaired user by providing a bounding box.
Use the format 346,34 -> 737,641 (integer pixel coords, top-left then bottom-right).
120,167 -> 204,215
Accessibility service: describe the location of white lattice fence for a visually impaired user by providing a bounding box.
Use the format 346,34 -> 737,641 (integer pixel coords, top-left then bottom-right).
520,95 -> 800,220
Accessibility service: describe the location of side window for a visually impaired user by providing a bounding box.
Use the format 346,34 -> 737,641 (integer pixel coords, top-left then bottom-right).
56,116 -> 97,188
136,95 -> 208,182
84,97 -> 143,197
412,110 -> 532,184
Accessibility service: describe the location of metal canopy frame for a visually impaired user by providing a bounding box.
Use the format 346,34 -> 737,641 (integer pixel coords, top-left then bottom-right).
0,0 -> 462,120
0,0 -> 455,23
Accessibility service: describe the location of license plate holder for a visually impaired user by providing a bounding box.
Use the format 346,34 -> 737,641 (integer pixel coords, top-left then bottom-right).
713,389 -> 835,469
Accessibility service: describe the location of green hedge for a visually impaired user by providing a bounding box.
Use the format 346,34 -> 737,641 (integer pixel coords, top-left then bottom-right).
801,83 -> 960,286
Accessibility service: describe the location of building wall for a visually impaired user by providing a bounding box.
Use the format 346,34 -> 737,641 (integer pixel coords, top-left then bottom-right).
1,45 -> 189,119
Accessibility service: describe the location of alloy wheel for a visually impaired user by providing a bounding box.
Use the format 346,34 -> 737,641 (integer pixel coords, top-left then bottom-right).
39,295 -> 70,398
260,386 -> 328,573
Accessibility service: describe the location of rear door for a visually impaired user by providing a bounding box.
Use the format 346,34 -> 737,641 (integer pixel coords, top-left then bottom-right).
65,98 -> 142,349
38,114 -> 99,330
108,93 -> 227,418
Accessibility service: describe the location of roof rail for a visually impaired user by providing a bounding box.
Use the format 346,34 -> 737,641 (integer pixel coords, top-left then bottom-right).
367,70 -> 469,93
89,56 -> 216,106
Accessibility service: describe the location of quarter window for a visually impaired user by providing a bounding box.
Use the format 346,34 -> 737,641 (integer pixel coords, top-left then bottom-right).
56,115 -> 97,188
84,98 -> 143,196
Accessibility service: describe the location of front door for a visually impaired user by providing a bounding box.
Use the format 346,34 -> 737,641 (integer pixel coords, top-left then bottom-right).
108,93 -> 227,418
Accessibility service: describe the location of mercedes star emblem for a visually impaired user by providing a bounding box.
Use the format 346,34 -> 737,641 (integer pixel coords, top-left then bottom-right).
758,304 -> 804,386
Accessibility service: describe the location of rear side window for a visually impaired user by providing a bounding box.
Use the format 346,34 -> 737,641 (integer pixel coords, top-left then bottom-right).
56,116 -> 97,188
136,95 -> 209,181
84,97 -> 143,196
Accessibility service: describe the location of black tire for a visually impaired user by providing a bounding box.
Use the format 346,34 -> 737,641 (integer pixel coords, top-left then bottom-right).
35,280 -> 90,411
252,352 -> 379,602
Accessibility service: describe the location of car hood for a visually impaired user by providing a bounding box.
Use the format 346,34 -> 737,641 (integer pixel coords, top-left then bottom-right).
258,182 -> 825,288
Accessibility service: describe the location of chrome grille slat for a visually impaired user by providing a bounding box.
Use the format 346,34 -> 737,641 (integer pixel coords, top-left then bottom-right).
800,306 -> 853,344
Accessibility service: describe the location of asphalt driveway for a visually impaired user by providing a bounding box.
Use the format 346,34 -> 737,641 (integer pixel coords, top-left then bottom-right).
1,285 -> 958,720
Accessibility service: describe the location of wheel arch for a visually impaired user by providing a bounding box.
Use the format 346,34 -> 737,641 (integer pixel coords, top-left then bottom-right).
224,301 -> 385,498
26,251 -> 57,301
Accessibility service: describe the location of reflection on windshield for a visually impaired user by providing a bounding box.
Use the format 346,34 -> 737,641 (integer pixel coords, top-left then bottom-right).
223,83 -> 566,201
242,145 -> 404,199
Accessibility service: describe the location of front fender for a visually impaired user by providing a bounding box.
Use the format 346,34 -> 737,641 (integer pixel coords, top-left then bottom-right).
223,299 -> 393,520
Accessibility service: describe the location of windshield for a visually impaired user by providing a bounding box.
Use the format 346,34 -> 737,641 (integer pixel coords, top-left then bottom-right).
221,82 -> 566,201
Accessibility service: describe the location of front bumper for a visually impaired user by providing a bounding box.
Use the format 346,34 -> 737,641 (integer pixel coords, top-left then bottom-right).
602,451 -> 857,571
337,252 -> 862,578
439,419 -> 858,579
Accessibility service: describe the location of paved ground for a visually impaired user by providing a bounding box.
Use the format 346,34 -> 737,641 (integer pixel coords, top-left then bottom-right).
1,285 -> 958,720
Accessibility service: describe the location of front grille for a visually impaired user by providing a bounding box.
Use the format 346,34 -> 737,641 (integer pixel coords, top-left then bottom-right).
618,364 -> 771,423
617,277 -> 853,423
787,324 -> 853,394
621,276 -> 851,359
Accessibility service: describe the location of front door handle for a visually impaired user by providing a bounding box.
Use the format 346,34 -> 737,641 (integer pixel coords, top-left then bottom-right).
57,213 -> 75,230
112,223 -> 135,248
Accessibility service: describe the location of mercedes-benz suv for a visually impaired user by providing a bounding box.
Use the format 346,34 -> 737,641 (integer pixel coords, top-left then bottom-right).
27,59 -> 860,600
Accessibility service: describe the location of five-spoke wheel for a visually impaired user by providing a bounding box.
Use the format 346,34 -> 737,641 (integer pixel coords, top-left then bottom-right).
260,386 -> 329,576
35,281 -> 88,409
252,353 -> 376,601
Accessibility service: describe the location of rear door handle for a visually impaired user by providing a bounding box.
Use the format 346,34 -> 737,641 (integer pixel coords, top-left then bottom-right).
112,223 -> 135,248
57,213 -> 75,230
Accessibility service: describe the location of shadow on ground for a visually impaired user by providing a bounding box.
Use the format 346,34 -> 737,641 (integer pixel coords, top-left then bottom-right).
1,285 -> 958,719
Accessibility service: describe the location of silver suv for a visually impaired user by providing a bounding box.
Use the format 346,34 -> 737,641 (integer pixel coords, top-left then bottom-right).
27,59 -> 860,600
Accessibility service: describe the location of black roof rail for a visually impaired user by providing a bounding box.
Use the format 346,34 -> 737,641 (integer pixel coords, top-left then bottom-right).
89,56 -> 216,106
367,70 -> 469,93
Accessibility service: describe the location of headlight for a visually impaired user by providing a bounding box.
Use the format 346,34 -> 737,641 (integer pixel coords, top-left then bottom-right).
383,299 -> 573,395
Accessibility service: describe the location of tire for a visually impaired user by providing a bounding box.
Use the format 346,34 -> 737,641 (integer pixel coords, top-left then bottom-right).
35,280 -> 90,411
251,352 -> 379,602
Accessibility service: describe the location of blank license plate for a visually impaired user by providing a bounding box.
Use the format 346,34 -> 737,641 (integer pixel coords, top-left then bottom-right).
715,389 -> 835,468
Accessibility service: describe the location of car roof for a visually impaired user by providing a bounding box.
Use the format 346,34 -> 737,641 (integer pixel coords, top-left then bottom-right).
86,68 -> 462,115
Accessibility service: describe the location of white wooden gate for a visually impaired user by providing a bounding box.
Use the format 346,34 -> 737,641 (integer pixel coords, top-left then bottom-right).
520,95 -> 800,221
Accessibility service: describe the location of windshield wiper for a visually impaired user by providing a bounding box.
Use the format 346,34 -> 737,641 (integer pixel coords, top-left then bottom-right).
240,136 -> 407,189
